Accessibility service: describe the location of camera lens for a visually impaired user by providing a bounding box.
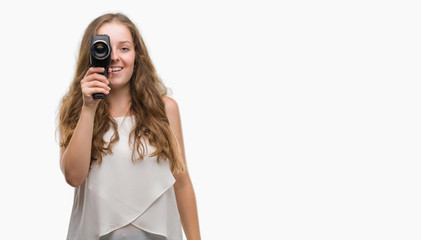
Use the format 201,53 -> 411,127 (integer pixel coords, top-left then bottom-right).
92,41 -> 110,59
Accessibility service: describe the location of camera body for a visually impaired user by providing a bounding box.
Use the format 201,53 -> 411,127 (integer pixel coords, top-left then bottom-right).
90,34 -> 112,99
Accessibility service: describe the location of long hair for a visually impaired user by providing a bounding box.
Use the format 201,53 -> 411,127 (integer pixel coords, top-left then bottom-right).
58,13 -> 184,174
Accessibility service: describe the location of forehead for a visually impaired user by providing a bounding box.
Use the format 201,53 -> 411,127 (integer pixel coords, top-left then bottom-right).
97,22 -> 133,43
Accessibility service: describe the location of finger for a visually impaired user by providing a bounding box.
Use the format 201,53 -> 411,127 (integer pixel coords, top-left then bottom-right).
81,80 -> 111,92
86,67 -> 105,76
107,68 -> 113,80
84,67 -> 107,81
82,73 -> 109,85
82,87 -> 110,97
91,73 -> 109,85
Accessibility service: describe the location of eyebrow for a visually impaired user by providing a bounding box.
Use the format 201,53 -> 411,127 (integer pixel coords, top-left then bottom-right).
118,41 -> 133,45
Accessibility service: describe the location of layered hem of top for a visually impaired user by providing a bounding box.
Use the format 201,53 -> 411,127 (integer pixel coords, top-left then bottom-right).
99,183 -> 174,238
131,186 -> 183,240
129,224 -> 167,239
67,175 -> 180,240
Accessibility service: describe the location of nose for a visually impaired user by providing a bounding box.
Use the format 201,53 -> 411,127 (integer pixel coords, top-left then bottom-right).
111,48 -> 119,62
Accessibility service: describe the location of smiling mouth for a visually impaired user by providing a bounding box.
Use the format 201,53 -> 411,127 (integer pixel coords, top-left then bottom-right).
110,67 -> 123,72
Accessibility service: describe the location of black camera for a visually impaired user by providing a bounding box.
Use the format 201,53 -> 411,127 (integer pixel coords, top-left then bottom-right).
90,34 -> 112,99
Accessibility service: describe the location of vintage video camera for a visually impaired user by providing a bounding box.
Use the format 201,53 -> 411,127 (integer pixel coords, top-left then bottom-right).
90,34 -> 112,99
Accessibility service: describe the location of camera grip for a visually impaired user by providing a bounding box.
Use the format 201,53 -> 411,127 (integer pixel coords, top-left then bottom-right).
92,69 -> 108,99
93,93 -> 106,99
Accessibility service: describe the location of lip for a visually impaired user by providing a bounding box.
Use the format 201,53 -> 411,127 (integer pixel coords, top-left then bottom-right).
109,66 -> 124,73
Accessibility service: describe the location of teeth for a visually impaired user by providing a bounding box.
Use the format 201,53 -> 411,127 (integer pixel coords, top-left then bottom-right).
111,67 -> 123,72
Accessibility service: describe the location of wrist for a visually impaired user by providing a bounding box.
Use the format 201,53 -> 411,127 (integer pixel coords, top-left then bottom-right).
80,105 -> 97,119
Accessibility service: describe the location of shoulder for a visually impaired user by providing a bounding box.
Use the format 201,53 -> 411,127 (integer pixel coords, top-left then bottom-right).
162,96 -> 180,114
162,96 -> 182,128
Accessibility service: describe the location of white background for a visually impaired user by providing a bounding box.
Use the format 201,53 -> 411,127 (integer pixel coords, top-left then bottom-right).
0,0 -> 420,239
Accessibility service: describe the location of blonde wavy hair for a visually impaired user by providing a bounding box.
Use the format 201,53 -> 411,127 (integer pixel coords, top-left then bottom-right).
58,13 -> 184,174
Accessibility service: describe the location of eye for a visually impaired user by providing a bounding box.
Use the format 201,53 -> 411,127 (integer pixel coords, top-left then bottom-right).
121,47 -> 130,51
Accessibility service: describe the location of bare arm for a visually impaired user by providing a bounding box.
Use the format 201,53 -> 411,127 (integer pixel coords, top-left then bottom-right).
60,106 -> 96,187
60,67 -> 110,187
163,96 -> 201,240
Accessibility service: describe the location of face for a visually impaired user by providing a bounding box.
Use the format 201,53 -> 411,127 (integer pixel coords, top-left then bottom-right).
97,22 -> 136,90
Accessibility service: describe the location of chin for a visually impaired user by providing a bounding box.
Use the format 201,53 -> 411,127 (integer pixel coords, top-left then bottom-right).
110,79 -> 131,89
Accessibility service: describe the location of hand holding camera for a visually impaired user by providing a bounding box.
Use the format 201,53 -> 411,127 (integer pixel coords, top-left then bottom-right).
80,67 -> 110,106
80,34 -> 112,106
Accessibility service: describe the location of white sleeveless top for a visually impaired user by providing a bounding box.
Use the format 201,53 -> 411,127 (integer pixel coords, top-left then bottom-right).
66,116 -> 183,240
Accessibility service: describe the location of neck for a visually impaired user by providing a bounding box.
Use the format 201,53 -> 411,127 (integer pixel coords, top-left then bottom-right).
107,86 -> 132,118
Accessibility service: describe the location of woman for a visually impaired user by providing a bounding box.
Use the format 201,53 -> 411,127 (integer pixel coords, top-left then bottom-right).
58,13 -> 201,240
